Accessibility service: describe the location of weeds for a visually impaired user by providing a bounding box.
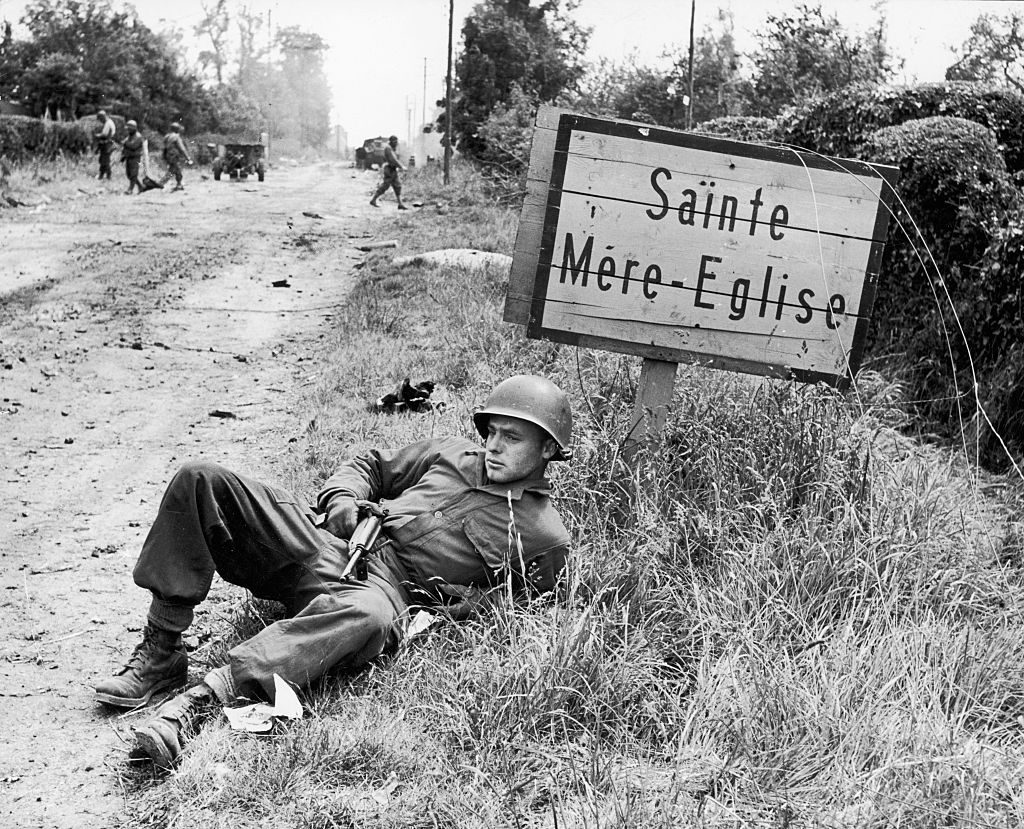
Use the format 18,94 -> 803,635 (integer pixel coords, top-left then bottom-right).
1,154 -> 116,204
123,159 -> 1024,828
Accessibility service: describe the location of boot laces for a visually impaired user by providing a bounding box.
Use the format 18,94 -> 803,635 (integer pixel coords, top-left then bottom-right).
122,627 -> 168,672
162,687 -> 212,733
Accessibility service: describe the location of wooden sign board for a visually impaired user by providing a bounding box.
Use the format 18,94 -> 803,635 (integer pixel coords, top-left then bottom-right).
507,107 -> 899,388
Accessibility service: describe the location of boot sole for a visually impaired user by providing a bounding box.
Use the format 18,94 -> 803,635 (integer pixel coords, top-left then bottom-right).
95,673 -> 186,709
132,727 -> 176,770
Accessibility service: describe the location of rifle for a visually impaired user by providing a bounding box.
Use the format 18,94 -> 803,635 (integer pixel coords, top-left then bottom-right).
339,500 -> 389,581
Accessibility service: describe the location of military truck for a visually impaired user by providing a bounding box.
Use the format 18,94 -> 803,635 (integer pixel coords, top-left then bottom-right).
354,136 -> 389,170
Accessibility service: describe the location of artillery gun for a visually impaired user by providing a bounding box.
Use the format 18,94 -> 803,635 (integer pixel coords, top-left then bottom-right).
211,142 -> 266,182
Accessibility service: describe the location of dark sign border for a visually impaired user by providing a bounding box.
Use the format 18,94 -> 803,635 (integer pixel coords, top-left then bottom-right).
526,113 -> 899,389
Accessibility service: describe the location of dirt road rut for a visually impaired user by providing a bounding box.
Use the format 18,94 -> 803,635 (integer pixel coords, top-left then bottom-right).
1,163 -> 385,827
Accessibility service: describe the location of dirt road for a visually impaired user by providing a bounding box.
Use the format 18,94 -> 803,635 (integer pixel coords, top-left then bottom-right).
1,162 -> 385,827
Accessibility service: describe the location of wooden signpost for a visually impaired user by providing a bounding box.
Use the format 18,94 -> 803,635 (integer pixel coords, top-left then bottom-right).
507,106 -> 899,448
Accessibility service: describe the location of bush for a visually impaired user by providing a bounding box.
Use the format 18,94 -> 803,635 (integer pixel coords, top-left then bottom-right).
970,224 -> 1024,462
862,116 -> 1022,464
45,120 -> 92,155
692,115 -> 780,144
473,84 -> 538,200
779,82 -> 1024,173
0,115 -> 46,158
0,114 -> 93,159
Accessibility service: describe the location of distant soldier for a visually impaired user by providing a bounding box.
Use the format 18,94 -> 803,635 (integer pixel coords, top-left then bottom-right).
119,120 -> 145,195
159,122 -> 193,192
370,135 -> 407,210
94,110 -> 115,180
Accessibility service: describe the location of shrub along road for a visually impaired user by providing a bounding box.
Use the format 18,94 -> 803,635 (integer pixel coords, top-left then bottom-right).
0,163 -> 383,827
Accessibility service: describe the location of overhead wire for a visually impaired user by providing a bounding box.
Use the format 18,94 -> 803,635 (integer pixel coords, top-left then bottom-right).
754,136 -> 1022,484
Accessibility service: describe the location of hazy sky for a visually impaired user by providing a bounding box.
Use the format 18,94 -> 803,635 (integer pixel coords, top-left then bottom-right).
1,0 -> 1020,142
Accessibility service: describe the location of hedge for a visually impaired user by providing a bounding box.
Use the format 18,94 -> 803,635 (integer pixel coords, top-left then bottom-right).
691,115 -> 780,144
970,220 -> 1024,461
862,116 -> 1022,464
0,115 -> 93,159
777,82 -> 1024,173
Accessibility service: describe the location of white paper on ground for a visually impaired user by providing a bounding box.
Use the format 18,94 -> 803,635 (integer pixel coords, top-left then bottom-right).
224,673 -> 304,733
406,609 -> 437,638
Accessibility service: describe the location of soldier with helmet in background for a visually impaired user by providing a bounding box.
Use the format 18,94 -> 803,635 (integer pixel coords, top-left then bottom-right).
370,135 -> 407,209
94,110 -> 115,180
93,375 -> 573,768
159,121 -> 193,192
119,120 -> 145,195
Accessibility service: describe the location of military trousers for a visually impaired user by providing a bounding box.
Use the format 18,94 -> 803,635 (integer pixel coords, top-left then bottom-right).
160,160 -> 183,187
132,461 -> 410,700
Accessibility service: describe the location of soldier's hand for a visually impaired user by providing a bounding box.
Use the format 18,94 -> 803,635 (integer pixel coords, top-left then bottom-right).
436,584 -> 495,621
322,496 -> 359,539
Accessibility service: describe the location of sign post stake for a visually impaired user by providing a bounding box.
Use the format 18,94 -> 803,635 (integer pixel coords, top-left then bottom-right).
624,358 -> 678,459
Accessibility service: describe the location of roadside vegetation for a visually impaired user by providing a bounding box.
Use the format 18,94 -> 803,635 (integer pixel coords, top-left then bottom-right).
0,153 -> 113,206
118,160 -> 1024,828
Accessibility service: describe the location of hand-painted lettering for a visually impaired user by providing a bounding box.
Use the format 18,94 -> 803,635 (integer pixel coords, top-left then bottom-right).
597,256 -> 615,291
622,259 -> 640,294
695,255 -> 720,309
826,293 -> 846,329
643,264 -> 661,299
769,204 -> 789,240
559,233 -> 593,287
646,167 -> 671,220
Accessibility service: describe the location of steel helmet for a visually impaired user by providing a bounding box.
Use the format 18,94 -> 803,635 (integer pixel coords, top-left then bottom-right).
126,119 -> 138,128
170,122 -> 183,131
473,375 -> 572,461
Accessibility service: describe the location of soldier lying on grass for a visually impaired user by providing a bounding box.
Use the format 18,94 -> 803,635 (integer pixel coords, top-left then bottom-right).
94,375 -> 573,768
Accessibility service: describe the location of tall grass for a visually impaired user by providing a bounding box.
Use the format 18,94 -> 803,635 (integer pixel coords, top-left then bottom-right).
127,159 -> 1024,828
1,154 -> 115,203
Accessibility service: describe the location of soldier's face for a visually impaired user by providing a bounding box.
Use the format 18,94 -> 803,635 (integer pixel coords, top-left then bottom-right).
483,415 -> 556,484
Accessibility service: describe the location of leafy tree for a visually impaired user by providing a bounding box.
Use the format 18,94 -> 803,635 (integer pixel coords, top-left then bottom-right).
574,53 -> 676,125
12,0 -> 215,128
746,2 -> 898,115
573,11 -> 747,129
195,0 -> 230,86
946,13 -> 1024,93
19,51 -> 83,117
235,4 -> 268,92
686,10 -> 751,124
0,18 -> 24,99
205,83 -> 263,136
276,26 -> 330,147
452,0 -> 590,158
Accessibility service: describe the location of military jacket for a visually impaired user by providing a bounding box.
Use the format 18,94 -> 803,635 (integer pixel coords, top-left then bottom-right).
317,437 -> 569,596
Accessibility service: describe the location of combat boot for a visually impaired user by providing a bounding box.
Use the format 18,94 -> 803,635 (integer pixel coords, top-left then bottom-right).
94,625 -> 187,708
131,683 -> 215,770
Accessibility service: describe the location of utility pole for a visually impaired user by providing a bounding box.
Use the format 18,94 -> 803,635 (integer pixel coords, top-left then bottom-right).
686,0 -> 696,130
444,0 -> 453,185
266,8 -> 273,159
